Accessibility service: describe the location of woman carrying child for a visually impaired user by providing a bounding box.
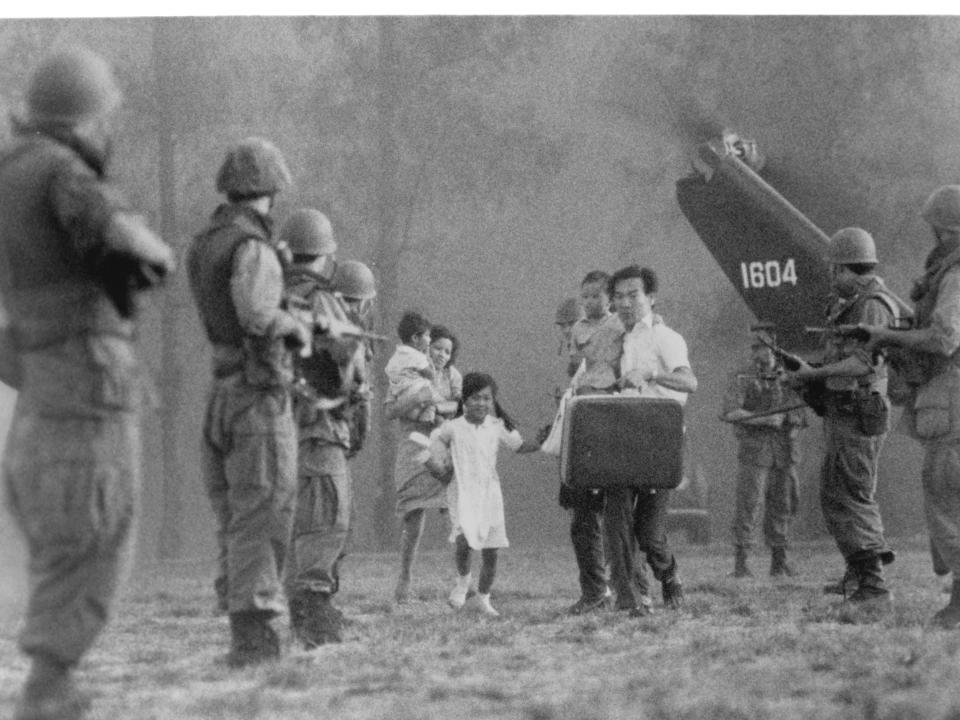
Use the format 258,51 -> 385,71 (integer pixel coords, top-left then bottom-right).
426,372 -> 539,616
387,321 -> 462,603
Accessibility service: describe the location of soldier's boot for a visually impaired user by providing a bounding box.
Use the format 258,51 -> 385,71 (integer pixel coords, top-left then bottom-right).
932,578 -> 960,629
288,593 -> 307,639
227,611 -> 281,668
14,654 -> 91,720
661,559 -> 685,610
823,565 -> 858,596
769,547 -> 797,577
846,555 -> 892,606
732,547 -> 752,578
296,591 -> 343,649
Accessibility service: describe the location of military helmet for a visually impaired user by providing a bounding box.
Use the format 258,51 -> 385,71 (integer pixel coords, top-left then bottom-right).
922,185 -> 960,232
280,209 -> 337,256
555,297 -> 583,325
828,227 -> 877,265
332,260 -> 376,300
215,137 -> 292,198
27,46 -> 121,125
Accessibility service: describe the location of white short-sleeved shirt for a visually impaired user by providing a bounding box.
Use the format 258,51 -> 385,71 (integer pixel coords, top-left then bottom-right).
620,313 -> 691,406
429,414 -> 523,549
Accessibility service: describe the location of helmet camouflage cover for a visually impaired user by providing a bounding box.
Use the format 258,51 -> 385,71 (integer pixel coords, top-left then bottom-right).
216,137 -> 292,198
922,185 -> 960,233
828,227 -> 877,265
27,46 -> 122,125
280,209 -> 337,256
332,260 -> 376,300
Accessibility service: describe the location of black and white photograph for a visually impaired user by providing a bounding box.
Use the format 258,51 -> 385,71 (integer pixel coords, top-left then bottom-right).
2,10 -> 960,720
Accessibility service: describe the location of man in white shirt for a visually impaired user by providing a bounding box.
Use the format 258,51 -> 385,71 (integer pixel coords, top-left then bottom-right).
604,265 -> 697,615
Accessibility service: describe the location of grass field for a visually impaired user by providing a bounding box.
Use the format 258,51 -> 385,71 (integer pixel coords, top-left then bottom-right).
2,537 -> 960,720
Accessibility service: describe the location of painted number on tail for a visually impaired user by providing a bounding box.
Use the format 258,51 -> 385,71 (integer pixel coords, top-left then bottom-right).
739,259 -> 797,289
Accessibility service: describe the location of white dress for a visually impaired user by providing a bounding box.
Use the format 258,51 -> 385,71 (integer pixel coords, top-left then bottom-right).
429,415 -> 523,549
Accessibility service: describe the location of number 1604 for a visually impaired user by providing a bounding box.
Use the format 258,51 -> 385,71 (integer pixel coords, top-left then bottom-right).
740,259 -> 797,289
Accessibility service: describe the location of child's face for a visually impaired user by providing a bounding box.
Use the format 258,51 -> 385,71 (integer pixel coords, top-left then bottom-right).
412,330 -> 431,354
463,386 -> 494,424
429,337 -> 453,369
580,280 -> 609,320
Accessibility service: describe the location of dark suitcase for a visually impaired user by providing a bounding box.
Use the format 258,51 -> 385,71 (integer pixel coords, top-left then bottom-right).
560,395 -> 684,489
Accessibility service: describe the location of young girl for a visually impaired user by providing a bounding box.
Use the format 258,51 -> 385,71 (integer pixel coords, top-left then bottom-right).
392,325 -> 463,604
426,373 -> 539,616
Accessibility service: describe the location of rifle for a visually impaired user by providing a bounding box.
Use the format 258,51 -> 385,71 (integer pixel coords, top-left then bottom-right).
720,402 -> 808,424
805,316 -> 914,343
285,295 -> 389,344
752,331 -> 827,416
752,332 -> 806,373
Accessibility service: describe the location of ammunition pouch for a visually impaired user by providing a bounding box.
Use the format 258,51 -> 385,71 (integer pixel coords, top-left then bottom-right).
823,389 -> 889,436
856,391 -> 889,437
910,367 -> 960,441
885,346 -> 944,406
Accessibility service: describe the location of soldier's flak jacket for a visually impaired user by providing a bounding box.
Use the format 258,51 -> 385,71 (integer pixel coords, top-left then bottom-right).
824,277 -> 901,389
902,245 -> 960,441
187,203 -> 301,386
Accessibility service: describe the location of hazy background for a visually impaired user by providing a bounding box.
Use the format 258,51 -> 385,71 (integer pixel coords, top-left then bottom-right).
0,16 -> 957,571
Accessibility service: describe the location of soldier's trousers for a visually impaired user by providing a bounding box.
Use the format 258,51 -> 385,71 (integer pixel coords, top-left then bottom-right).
202,376 -> 297,616
4,407 -> 139,666
820,411 -> 888,561
921,440 -> 960,576
732,461 -> 798,550
286,441 -> 352,596
603,487 -> 670,608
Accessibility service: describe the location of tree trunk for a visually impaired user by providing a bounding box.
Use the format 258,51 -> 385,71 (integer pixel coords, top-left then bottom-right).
372,17 -> 404,552
153,18 -> 184,560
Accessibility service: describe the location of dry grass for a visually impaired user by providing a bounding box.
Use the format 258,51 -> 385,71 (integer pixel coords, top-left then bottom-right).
3,538 -> 960,720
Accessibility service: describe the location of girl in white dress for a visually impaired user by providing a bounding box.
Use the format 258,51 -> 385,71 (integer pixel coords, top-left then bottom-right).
426,372 -> 539,616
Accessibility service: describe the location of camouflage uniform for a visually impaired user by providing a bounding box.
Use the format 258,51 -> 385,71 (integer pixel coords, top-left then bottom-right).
284,266 -> 370,646
189,203 -> 303,624
818,277 -> 898,586
0,47 -> 174,719
722,362 -> 805,561
903,251 -> 960,575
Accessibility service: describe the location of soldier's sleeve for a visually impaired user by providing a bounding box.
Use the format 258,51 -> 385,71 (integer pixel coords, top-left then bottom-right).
49,159 -> 131,261
851,296 -> 897,366
927,267 -> 960,357
231,240 -> 300,338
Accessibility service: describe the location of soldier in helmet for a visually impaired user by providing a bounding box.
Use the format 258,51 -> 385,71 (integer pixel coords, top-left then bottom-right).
721,334 -> 807,579
281,211 -> 372,648
332,259 -> 377,330
786,227 -> 902,608
0,47 -> 175,719
331,259 -> 378,457
858,186 -> 960,627
186,138 -> 312,667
